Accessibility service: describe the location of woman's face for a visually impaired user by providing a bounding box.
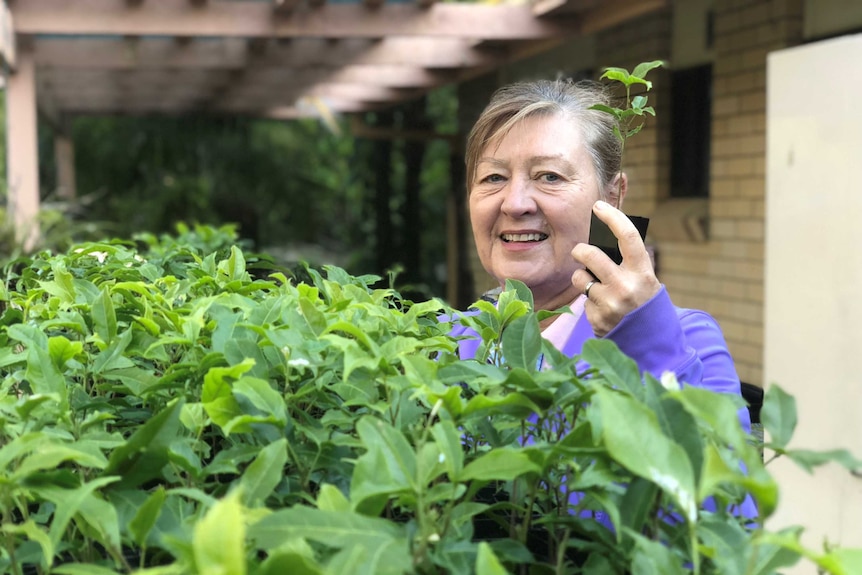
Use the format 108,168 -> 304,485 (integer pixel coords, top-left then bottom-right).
469,113 -> 605,311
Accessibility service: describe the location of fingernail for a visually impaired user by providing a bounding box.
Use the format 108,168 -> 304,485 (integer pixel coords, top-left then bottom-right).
594,200 -> 608,210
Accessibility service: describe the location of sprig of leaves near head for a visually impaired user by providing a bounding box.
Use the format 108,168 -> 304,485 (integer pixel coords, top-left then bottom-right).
590,60 -> 665,193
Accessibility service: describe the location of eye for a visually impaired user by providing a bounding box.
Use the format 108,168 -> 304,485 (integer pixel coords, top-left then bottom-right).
537,172 -> 562,183
480,173 -> 506,184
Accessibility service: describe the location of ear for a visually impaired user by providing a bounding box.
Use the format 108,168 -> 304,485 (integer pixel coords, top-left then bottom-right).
607,172 -> 628,210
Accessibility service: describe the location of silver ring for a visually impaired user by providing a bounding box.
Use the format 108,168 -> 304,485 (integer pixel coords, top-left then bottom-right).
584,280 -> 597,299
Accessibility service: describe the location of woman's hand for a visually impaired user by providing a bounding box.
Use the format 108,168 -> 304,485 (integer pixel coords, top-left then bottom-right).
571,200 -> 661,337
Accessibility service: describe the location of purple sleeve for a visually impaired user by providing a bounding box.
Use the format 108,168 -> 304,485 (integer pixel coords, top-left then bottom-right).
604,287 -> 751,433
602,287 -> 759,520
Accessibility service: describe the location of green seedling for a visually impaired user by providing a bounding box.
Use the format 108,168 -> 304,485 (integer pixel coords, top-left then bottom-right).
590,60 -> 665,193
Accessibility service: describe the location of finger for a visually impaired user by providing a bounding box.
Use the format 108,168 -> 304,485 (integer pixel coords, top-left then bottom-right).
571,267 -> 602,302
571,267 -> 597,294
591,201 -> 650,268
571,242 -> 615,284
583,298 -> 615,337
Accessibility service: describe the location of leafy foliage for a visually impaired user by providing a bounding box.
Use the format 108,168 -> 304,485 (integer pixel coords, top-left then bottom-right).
0,225 -> 860,574
591,60 -> 664,145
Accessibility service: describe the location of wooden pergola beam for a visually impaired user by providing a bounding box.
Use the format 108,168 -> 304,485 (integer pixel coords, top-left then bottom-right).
30,37 -> 502,69
532,0 -> 598,18
38,67 -> 451,91
49,98 -> 374,118
12,0 -> 581,41
579,0 -> 669,35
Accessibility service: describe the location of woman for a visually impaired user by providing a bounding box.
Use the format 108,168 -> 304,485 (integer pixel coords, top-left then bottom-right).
455,78 -> 748,428
453,77 -> 758,523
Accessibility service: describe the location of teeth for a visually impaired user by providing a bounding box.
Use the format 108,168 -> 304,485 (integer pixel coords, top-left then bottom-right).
502,233 -> 547,242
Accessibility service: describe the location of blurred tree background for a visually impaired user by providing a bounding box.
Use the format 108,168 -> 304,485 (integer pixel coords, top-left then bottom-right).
3,87 -> 459,299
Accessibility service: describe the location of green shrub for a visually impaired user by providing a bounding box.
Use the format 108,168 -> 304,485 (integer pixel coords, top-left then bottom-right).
0,225 -> 859,574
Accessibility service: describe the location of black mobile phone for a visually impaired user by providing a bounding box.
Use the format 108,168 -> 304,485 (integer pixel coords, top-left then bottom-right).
588,212 -> 649,265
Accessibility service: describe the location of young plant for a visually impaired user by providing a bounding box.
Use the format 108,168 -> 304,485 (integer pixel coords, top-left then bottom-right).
583,61 -> 663,262
590,60 -> 665,196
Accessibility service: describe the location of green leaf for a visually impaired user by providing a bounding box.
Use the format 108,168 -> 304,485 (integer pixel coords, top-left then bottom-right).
698,443 -> 777,517
761,384 -> 797,449
438,361 -> 506,386
626,124 -> 645,138
750,527 -> 809,575
595,387 -> 697,523
631,60 -> 665,80
14,393 -> 61,419
781,448 -> 862,474
350,417 -> 418,509
251,508 -> 412,575
476,542 -> 508,575
299,297 -> 327,336
233,377 -> 288,426
259,548 -> 324,575
619,477 -> 659,536
628,530 -> 687,575
631,95 -> 648,110
430,420 -> 465,481
103,366 -> 160,396
503,279 -> 533,309
12,443 -> 108,480
48,336 -> 83,370
75,488 -> 123,550
129,486 -> 166,547
460,449 -> 542,482
8,324 -> 68,406
92,328 -> 134,374
202,360 -> 255,428
180,402 -> 210,432
671,386 -> 750,455
589,103 -> 621,118
52,565 -> 122,575
218,245 -> 248,283
599,67 -> 631,83
828,548 -> 862,575
38,476 -> 121,553
501,313 -> 541,371
92,286 -> 118,344
646,381 -> 704,486
102,398 -> 184,489
317,484 -> 351,512
239,438 -> 288,507
249,506 -> 407,555
1,520 -> 53,571
697,517 -> 750,574
193,490 -> 247,575
581,339 -> 643,397
462,393 -> 541,420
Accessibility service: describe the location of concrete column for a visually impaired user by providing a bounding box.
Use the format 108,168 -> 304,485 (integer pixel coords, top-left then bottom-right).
5,38 -> 40,251
54,129 -> 76,200
766,32 -> 862,564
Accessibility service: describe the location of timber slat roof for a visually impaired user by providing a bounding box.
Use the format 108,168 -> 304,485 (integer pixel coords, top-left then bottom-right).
4,0 -> 668,120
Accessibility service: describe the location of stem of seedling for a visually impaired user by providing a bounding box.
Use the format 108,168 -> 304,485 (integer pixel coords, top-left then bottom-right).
589,60 -> 665,195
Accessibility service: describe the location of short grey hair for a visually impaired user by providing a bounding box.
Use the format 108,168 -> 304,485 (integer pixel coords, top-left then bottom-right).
465,79 -> 622,198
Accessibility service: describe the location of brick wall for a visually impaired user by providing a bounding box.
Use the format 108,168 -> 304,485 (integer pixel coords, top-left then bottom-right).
703,0 -> 802,385
590,1 -> 802,386
631,0 -> 801,386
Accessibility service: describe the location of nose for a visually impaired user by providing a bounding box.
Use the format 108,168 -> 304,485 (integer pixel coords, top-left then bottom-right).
500,177 -> 537,217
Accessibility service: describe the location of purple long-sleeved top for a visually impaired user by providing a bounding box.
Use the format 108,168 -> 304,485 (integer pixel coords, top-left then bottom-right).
450,286 -> 758,521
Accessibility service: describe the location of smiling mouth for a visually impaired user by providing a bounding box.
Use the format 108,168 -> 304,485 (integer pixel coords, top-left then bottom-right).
501,233 -> 548,243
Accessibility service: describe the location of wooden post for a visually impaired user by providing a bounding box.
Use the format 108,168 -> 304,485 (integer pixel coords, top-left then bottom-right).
54,127 -> 77,200
5,37 -> 40,251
